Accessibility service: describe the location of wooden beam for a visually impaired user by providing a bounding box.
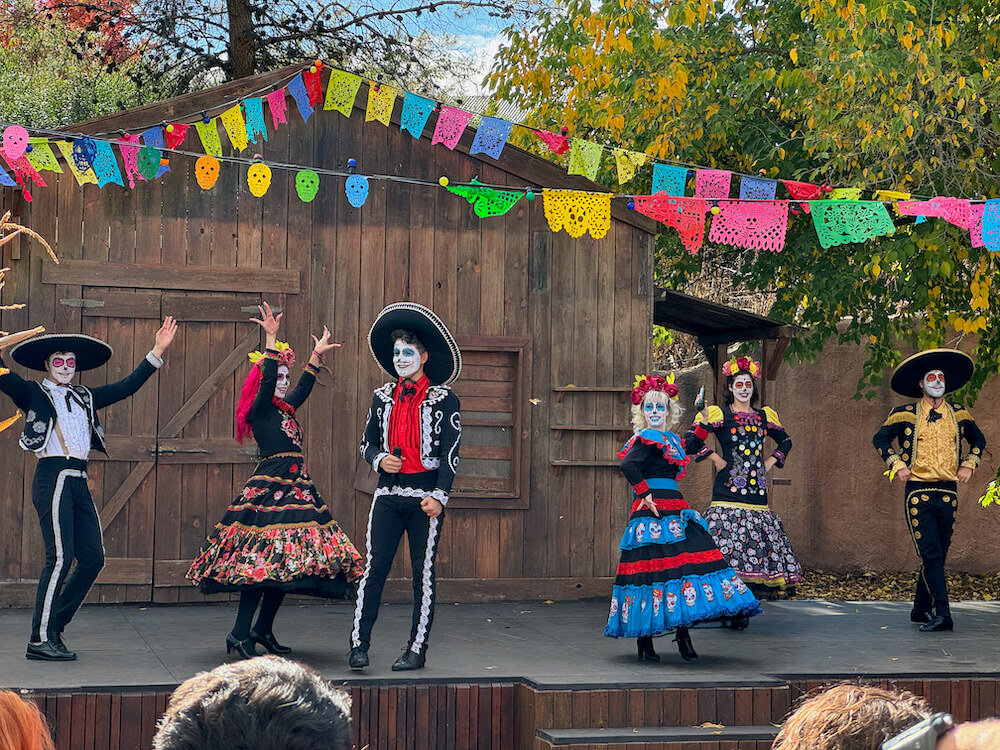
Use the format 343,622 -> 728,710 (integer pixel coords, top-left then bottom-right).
764,336 -> 791,381
43,259 -> 300,294
697,324 -> 799,347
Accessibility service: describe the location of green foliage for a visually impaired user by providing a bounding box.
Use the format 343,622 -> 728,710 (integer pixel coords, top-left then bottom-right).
0,0 -> 161,127
488,0 -> 1000,404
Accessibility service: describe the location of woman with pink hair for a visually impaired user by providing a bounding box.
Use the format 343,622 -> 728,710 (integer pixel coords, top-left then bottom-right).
187,303 -> 363,658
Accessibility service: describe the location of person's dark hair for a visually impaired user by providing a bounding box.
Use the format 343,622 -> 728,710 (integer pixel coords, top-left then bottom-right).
724,371 -> 760,408
771,683 -> 930,750
390,329 -> 425,353
152,656 -> 351,750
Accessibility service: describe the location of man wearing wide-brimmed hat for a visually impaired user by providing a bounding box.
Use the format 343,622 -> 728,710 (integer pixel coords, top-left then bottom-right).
350,303 -> 461,672
874,349 -> 986,632
0,318 -> 177,661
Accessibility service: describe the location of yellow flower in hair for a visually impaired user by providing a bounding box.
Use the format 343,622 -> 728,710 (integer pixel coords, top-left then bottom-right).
248,350 -> 265,364
633,374 -> 648,389
274,340 -> 291,352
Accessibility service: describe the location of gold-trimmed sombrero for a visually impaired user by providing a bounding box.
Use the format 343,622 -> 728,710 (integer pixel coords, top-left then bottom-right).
890,348 -> 974,399
368,302 -> 461,386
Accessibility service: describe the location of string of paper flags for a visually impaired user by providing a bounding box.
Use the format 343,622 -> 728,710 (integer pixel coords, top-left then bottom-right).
1,60 -> 998,254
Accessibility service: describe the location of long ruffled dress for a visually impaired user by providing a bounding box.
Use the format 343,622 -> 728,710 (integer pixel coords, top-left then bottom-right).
187,351 -> 364,597
604,429 -> 761,639
685,405 -> 803,596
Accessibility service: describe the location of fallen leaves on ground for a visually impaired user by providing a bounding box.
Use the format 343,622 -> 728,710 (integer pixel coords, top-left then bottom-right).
791,569 -> 1000,601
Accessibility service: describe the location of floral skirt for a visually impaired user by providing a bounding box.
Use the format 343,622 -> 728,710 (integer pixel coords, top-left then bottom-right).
604,492 -> 761,639
703,503 -> 803,594
187,452 -> 364,597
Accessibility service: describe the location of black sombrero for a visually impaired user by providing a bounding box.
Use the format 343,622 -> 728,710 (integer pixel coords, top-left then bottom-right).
10,333 -> 113,372
368,302 -> 461,386
890,348 -> 974,399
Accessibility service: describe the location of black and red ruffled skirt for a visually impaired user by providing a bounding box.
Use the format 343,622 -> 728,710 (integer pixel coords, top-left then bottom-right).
187,452 -> 364,597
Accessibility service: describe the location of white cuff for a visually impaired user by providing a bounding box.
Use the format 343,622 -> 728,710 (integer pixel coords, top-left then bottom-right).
146,351 -> 164,368
373,452 -> 390,472
430,488 -> 449,506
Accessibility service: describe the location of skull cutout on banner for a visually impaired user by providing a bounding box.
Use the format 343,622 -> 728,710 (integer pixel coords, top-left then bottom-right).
345,174 -> 369,207
137,145 -> 161,180
2,126 -> 29,160
195,155 -> 220,189
71,138 -> 97,171
295,170 -> 319,202
247,163 -> 272,197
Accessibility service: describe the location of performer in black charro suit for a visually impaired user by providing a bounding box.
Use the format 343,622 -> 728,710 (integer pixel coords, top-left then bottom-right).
0,319 -> 177,661
873,348 -> 986,633
349,302 -> 462,672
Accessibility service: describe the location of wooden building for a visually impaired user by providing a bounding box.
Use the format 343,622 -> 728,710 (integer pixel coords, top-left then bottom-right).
0,65 -> 661,605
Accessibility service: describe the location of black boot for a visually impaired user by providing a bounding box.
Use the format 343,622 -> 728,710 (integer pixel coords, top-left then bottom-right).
250,629 -> 292,655
348,646 -> 369,671
636,636 -> 660,662
226,633 -> 257,659
392,649 -> 426,671
674,627 -> 698,661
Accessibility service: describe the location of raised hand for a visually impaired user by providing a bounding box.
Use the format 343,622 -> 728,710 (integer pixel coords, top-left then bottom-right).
310,326 -> 342,358
250,302 -> 283,345
152,316 -> 178,358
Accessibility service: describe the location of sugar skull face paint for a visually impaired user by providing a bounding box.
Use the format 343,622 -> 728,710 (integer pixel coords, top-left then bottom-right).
643,396 -> 668,429
922,369 -> 946,399
393,338 -> 425,379
274,365 -> 290,399
47,351 -> 76,385
731,373 -> 754,405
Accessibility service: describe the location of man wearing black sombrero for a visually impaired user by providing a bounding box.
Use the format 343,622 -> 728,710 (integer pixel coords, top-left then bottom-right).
349,302 -> 461,671
873,349 -> 986,632
0,318 -> 177,661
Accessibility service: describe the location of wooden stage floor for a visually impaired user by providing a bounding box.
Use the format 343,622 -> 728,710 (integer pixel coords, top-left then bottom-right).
2,599 -> 999,749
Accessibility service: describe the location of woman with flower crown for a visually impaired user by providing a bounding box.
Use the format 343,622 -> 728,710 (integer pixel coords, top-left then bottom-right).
604,374 -> 761,662
684,356 -> 801,623
187,303 -> 364,659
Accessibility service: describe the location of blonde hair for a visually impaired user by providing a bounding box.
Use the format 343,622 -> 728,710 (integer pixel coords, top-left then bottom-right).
771,684 -> 930,750
630,389 -> 684,433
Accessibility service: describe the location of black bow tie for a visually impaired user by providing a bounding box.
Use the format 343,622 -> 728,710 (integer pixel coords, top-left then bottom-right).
401,384 -> 417,398
927,409 -> 942,423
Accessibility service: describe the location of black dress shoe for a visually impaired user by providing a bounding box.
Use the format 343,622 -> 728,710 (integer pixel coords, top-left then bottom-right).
636,636 -> 660,662
674,628 -> 698,661
919,615 -> 954,632
910,609 -> 932,623
723,615 -> 750,630
250,630 -> 292,655
391,650 -> 426,671
26,639 -> 76,661
226,633 -> 257,659
348,646 -> 369,671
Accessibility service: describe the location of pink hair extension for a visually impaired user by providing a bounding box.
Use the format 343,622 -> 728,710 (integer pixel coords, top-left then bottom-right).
235,363 -> 263,444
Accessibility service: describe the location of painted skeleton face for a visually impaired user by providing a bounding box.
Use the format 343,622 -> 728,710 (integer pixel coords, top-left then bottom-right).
922,369 -> 946,399
47,351 -> 76,385
731,373 -> 754,405
274,365 -> 290,399
643,396 -> 668,429
393,338 -> 426,379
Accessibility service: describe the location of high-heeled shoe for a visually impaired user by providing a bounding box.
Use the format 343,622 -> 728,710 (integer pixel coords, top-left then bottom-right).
636,636 -> 660,662
674,628 -> 698,661
250,629 -> 292,655
226,633 -> 257,659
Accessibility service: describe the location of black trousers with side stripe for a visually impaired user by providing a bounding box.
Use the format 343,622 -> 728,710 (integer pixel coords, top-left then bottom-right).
30,457 -> 105,643
905,480 -> 957,619
351,472 -> 444,657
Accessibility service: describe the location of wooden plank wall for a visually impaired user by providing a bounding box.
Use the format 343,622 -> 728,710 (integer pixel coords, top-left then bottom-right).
0,89 -> 653,601
26,677 -> 1000,750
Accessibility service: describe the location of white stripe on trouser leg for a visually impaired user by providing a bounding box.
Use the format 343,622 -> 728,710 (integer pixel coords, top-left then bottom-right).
351,494 -> 381,648
410,515 -> 440,653
39,469 -> 83,641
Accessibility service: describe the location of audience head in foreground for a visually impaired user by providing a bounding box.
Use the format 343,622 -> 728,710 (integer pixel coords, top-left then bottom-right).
152,656 -> 350,750
0,689 -> 56,750
772,683 -> 930,750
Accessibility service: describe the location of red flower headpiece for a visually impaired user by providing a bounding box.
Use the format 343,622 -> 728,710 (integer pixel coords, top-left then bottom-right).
722,356 -> 761,378
630,373 -> 679,405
